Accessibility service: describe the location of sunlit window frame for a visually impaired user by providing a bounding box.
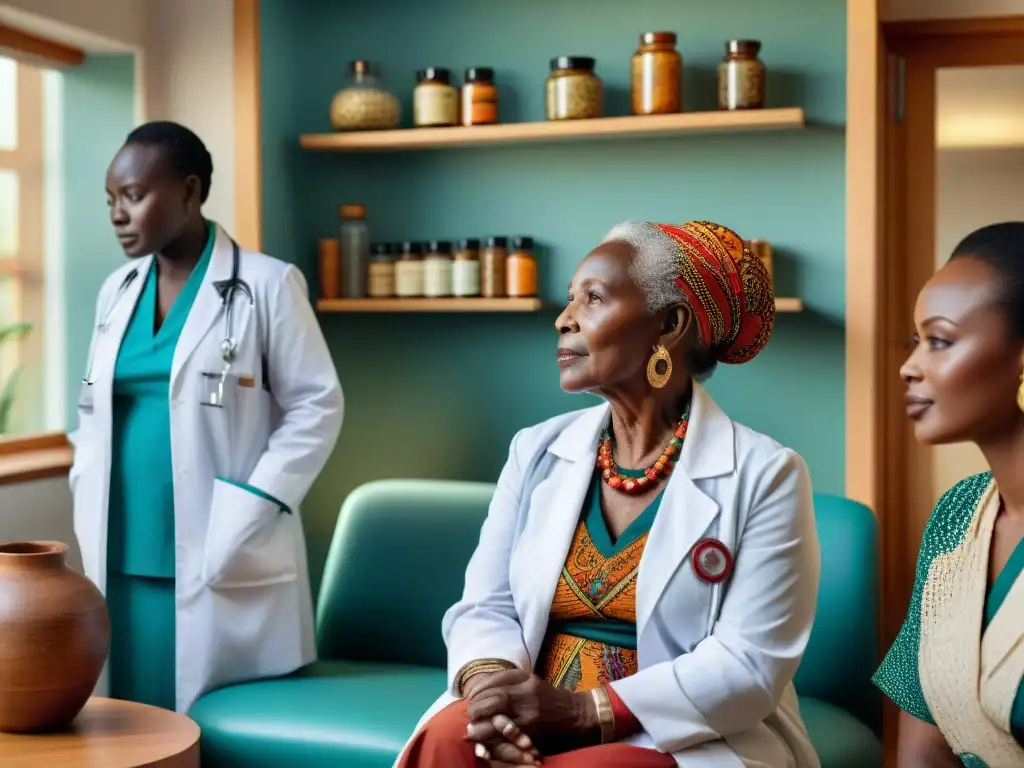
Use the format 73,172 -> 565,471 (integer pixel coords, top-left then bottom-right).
0,27 -> 84,485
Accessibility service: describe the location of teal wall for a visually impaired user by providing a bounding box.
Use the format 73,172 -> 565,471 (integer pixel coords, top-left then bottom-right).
259,0 -> 847,592
63,54 -> 136,429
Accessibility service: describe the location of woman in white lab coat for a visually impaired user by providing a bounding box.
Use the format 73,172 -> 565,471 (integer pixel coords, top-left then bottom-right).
397,221 -> 821,768
69,121 -> 343,714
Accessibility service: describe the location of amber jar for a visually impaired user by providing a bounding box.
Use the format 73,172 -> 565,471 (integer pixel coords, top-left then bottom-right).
631,32 -> 683,115
461,67 -> 498,126
414,67 -> 458,127
718,40 -> 765,110
546,57 -> 603,121
481,236 -> 508,298
506,236 -> 538,298
368,243 -> 396,298
395,241 -> 424,298
453,238 -> 481,297
318,238 -> 341,299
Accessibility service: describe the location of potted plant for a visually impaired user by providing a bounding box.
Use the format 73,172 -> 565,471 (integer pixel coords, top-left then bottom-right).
0,321 -> 32,435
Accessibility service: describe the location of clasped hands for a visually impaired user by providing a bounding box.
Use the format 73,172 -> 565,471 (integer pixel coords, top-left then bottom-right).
462,668 -> 599,767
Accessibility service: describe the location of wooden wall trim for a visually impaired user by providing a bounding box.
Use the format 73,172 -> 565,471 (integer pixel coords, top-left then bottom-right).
0,433 -> 72,486
845,0 -> 882,516
0,22 -> 85,68
233,0 -> 262,252
884,15 -> 1024,39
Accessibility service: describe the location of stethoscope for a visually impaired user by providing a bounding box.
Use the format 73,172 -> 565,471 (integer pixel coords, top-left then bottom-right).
82,239 -> 253,388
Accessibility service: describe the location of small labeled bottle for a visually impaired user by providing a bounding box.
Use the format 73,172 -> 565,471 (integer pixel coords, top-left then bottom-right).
368,242 -> 396,298
414,67 -> 458,127
339,203 -> 369,298
461,67 -> 499,126
423,240 -> 454,298
395,241 -> 424,298
481,236 -> 508,298
318,238 -> 341,299
453,238 -> 481,297
506,236 -> 538,298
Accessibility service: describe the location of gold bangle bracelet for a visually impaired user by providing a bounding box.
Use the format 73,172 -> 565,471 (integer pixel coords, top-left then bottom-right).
590,686 -> 616,744
456,658 -> 515,697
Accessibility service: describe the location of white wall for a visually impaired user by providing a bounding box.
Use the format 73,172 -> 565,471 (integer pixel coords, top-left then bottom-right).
142,0 -> 235,232
884,0 -> 1024,20
0,477 -> 82,573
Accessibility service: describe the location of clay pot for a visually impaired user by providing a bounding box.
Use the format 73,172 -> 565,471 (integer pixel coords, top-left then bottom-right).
0,541 -> 110,732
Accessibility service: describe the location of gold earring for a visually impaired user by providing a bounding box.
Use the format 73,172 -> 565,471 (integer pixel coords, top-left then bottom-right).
647,345 -> 672,389
1017,374 -> 1024,413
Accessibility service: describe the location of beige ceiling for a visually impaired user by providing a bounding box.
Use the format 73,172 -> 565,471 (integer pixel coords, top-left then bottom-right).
937,66 -> 1024,149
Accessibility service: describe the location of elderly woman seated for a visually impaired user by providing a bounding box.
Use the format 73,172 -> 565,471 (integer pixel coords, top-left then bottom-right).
395,221 -> 822,768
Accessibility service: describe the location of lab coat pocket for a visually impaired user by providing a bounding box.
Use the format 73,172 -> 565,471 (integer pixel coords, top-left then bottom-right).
203,478 -> 298,588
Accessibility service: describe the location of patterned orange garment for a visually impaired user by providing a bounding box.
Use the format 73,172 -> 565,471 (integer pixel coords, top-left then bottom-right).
537,516 -> 647,692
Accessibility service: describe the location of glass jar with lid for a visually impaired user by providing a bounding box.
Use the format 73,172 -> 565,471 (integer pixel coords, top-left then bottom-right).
546,57 -> 603,121
717,40 -> 766,110
414,67 -> 458,127
423,241 -> 454,298
481,236 -> 508,298
506,236 -> 538,298
368,242 -> 396,298
452,238 -> 481,297
330,60 -> 401,131
461,67 -> 499,126
631,32 -> 683,115
395,241 -> 424,298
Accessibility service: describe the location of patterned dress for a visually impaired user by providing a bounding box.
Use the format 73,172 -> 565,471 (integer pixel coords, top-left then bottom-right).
873,472 -> 1024,767
537,469 -> 663,692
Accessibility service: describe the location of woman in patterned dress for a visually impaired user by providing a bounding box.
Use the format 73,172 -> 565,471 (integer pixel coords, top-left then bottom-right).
395,221 -> 822,768
873,222 -> 1024,767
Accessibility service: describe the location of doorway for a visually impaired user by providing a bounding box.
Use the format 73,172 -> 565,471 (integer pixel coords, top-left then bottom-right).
879,15 -> 1024,763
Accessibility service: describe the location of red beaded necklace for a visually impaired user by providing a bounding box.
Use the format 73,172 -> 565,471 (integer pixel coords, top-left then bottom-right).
596,412 -> 690,495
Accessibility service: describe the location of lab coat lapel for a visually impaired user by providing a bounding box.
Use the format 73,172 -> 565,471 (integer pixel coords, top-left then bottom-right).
92,258 -> 151,397
635,383 -> 735,635
171,224 -> 236,388
518,404 -> 609,662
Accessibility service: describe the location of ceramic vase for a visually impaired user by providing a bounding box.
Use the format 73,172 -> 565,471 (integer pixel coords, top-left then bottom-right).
0,541 -> 110,732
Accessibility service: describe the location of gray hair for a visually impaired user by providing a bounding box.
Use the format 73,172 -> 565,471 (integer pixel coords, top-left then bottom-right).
599,220 -> 718,381
600,221 -> 686,315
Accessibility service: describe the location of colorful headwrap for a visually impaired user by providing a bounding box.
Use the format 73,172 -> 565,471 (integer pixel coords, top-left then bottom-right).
653,220 -> 774,364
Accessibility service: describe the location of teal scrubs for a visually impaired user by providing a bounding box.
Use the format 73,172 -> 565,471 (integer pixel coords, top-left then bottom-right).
106,222 -> 215,710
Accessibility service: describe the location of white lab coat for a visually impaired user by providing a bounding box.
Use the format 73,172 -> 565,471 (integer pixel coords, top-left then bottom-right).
400,383 -> 822,767
68,223 -> 343,713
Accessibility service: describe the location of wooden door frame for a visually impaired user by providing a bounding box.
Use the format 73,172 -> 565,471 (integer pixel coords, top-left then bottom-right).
879,15 -> 1024,632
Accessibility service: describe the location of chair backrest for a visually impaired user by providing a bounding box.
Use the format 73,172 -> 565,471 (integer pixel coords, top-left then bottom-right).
316,478 -> 493,668
795,492 -> 881,733
316,480 -> 882,733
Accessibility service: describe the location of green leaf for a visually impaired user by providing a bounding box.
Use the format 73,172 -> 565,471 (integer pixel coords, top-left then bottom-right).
0,365 -> 24,435
0,322 -> 32,347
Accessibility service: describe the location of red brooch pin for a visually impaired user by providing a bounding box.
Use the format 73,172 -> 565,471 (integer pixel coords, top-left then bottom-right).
691,538 -> 733,583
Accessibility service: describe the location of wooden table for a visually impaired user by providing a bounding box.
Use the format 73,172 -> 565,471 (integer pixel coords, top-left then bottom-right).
0,697 -> 200,767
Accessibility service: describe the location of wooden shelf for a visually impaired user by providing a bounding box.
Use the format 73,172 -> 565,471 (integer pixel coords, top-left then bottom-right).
317,297 -> 804,313
317,297 -> 544,312
299,108 -> 806,153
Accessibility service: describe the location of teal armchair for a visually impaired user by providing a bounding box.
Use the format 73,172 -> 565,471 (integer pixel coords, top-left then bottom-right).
190,480 -> 883,767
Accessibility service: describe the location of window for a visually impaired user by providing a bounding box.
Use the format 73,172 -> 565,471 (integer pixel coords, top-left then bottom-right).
0,56 -> 62,438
